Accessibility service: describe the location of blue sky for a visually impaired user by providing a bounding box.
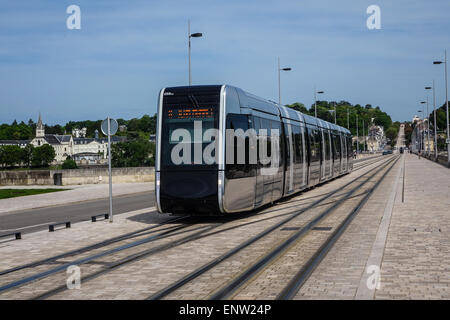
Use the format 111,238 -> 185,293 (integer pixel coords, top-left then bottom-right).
1,0 -> 449,125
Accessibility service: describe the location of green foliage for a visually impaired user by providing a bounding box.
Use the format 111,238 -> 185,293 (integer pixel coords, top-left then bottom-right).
286,100 -> 395,137
32,144 -> 55,167
111,139 -> 155,167
62,158 -> 78,169
0,114 -> 158,141
0,145 -> 23,167
0,121 -> 32,140
404,122 -> 413,146
22,144 -> 34,167
285,102 -> 308,113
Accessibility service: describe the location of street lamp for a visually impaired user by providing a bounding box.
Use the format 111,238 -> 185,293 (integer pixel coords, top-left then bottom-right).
278,57 -> 291,105
426,84 -> 438,158
422,95 -> 430,156
433,49 -> 449,165
314,86 -> 324,118
420,101 -> 428,154
356,114 -> 359,155
418,109 -> 424,153
188,20 -> 203,86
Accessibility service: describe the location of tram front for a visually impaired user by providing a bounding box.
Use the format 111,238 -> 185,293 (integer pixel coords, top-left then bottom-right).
155,85 -> 223,215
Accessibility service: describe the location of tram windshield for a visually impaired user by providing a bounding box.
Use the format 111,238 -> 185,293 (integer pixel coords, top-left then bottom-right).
161,88 -> 220,168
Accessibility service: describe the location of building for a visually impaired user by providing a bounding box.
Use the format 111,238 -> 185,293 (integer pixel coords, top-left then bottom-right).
30,114 -> 73,163
411,119 -> 434,153
367,125 -> 386,152
2,114 -> 127,165
73,136 -> 126,162
0,140 -> 30,148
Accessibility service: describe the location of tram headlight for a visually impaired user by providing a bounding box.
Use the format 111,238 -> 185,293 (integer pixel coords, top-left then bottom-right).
156,172 -> 160,186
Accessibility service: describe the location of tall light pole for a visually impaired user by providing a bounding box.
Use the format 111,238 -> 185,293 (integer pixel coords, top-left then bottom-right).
418,109 -> 424,153
314,86 -> 324,118
356,114 -> 359,155
334,103 -> 336,124
347,107 -> 349,129
362,119 -> 366,152
421,101 -> 429,155
188,20 -> 203,86
426,84 -> 438,158
433,49 -> 449,165
278,57 -> 291,105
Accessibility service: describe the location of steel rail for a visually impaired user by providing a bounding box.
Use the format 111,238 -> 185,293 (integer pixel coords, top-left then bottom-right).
277,155 -> 399,299
208,156 -> 398,300
147,156 -> 396,300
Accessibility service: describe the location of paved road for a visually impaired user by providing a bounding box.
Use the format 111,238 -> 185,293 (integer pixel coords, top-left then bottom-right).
0,192 -> 155,236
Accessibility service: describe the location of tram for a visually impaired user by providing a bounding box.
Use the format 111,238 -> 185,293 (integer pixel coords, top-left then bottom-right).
155,85 -> 353,215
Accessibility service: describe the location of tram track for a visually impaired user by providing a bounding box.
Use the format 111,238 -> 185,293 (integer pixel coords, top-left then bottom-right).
0,156 -> 395,300
276,154 -> 394,299
208,155 -> 399,300
147,155 -> 397,300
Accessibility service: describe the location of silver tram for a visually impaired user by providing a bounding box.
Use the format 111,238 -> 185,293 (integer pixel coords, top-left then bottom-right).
155,85 -> 353,215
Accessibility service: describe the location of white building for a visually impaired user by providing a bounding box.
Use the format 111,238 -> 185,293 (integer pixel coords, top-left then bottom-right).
367,125 -> 386,152
30,114 -> 73,163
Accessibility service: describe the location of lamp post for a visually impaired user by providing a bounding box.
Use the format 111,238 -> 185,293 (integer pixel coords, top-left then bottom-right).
433,49 -> 449,165
347,107 -> 349,129
188,20 -> 203,86
356,114 -> 359,156
418,109 -> 424,153
314,86 -> 324,118
362,119 -> 366,152
278,57 -> 291,106
426,84 -> 438,159
421,98 -> 430,156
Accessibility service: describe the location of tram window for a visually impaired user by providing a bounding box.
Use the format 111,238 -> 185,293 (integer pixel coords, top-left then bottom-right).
332,134 -> 339,160
324,129 -> 330,159
225,114 -> 256,179
292,125 -> 303,164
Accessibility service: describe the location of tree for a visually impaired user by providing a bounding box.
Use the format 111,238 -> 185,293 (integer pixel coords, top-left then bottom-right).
111,139 -> 154,167
32,144 -> 55,167
62,158 -> 78,169
22,144 -> 34,167
0,145 -> 23,167
286,102 -> 308,114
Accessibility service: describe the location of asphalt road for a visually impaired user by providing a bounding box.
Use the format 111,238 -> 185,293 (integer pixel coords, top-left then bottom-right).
0,192 -> 155,236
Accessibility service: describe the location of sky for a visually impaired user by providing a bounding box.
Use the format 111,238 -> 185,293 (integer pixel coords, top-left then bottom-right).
0,0 -> 449,125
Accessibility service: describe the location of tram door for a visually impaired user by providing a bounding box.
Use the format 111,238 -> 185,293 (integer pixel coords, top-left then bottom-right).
320,127 -> 326,181
254,117 -> 264,206
261,118 -> 273,204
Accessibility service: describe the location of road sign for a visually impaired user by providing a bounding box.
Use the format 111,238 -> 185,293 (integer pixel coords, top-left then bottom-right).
101,117 -> 118,223
101,118 -> 118,136
446,138 -> 450,144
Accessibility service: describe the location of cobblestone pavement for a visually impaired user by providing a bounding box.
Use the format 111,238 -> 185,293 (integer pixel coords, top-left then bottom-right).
0,157 -> 389,299
295,153 -> 450,300
5,155 -> 448,300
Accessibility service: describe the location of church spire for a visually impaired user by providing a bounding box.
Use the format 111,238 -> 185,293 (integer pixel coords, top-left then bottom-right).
36,112 -> 45,137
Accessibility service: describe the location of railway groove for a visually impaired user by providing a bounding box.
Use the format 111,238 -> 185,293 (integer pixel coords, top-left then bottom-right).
147,156 -> 396,300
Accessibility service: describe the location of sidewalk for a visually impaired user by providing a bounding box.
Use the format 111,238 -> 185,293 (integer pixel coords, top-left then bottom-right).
0,182 -> 154,215
375,153 -> 450,299
296,153 -> 450,299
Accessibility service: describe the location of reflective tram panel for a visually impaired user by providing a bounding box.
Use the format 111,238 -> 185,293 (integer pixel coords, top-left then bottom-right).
156,84 -> 354,216
156,85 -> 222,215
